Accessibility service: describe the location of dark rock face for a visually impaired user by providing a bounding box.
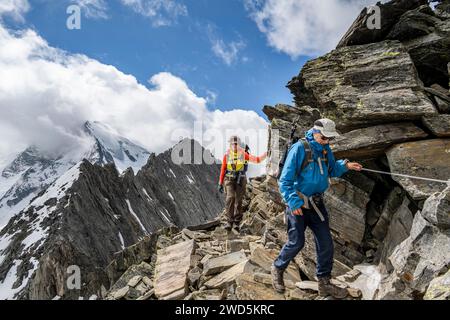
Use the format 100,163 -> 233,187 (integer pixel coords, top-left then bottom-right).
336,0 -> 428,48
0,139 -> 224,299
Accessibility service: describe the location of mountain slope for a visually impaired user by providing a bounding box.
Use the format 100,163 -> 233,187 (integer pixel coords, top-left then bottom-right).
0,121 -> 151,230
0,139 -> 224,299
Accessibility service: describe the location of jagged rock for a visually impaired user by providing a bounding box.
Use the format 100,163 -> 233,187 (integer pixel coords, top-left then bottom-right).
136,288 -> 155,300
387,5 -> 439,41
154,240 -> 196,300
336,0 -> 428,48
186,218 -> 221,232
324,178 -> 372,245
421,186 -> 450,228
378,198 -> 414,273
225,239 -> 250,253
295,281 -> 319,292
287,288 -> 317,300
372,187 -> 405,241
187,266 -> 202,288
288,40 -> 436,131
202,251 -> 247,276
127,275 -> 142,288
249,247 -> 301,283
346,264 -> 384,300
330,123 -> 427,159
397,6 -> 450,88
106,235 -> 157,287
436,0 -> 450,19
424,269 -> 450,300
235,273 -> 285,300
377,211 -> 450,298
204,260 -> 247,289
110,286 -> 130,300
108,262 -> 152,295
422,115 -> 450,137
386,139 -> 450,200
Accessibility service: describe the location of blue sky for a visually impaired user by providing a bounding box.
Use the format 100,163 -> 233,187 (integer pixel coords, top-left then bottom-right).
4,0 -> 314,118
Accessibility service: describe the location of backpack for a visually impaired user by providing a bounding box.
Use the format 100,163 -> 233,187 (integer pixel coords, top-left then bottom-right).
276,138 -> 313,180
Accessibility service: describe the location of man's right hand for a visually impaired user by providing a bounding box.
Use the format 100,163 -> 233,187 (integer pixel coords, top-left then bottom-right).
292,208 -> 303,216
218,184 -> 224,193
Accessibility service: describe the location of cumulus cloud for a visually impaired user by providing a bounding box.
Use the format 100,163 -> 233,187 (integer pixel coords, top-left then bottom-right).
0,23 -> 268,173
120,0 -> 188,27
244,0 -> 381,58
0,0 -> 30,21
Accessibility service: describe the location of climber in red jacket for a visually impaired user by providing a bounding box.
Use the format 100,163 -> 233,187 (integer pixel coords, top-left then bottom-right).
218,136 -> 267,231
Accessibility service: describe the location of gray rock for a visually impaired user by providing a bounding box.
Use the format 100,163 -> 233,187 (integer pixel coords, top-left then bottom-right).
421,186 -> 450,229
386,139 -> 450,200
154,240 -> 196,300
422,115 -> 450,137
204,260 -> 248,289
330,123 -> 427,160
203,251 -> 247,276
372,187 -> 405,241
288,40 -> 436,131
378,198 -> 414,273
336,0 -> 428,48
424,269 -> 450,300
324,178 -> 371,245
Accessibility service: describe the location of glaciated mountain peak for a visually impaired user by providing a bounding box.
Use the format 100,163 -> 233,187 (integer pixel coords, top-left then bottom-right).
83,121 -> 151,173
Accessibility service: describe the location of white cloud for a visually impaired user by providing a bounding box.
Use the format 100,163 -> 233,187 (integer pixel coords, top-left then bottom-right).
74,0 -> 109,19
211,38 -> 246,66
244,0 -> 380,58
120,0 -> 188,27
0,0 -> 30,21
207,24 -> 247,66
0,23 -> 268,174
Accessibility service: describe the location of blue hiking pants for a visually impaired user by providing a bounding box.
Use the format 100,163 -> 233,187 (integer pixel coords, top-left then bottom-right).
273,199 -> 334,278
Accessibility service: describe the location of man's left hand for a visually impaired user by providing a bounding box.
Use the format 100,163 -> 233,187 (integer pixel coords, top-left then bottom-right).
346,162 -> 363,171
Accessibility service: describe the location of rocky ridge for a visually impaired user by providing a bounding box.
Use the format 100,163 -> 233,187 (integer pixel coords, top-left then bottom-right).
104,0 -> 450,301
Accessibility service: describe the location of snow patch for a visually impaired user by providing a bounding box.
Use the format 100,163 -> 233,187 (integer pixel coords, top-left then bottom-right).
0,257 -> 39,300
118,232 -> 125,250
142,188 -> 152,201
168,192 -> 174,201
125,199 -> 148,234
169,169 -> 177,178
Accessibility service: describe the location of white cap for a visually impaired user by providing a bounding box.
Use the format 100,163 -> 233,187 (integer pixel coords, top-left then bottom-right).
313,119 -> 340,138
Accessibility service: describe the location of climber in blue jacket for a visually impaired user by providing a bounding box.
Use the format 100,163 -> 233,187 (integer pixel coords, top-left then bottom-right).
271,118 -> 362,299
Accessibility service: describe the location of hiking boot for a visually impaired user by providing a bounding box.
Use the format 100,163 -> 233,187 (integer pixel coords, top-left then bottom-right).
271,264 -> 285,294
224,222 -> 232,231
318,276 -> 348,299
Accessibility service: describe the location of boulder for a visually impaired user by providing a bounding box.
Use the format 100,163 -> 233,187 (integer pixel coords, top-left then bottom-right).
235,273 -> 285,300
398,8 -> 450,88
154,240 -> 196,300
386,139 -> 450,200
424,269 -> 450,300
288,40 -> 436,131
336,0 -> 428,48
324,178 -> 372,245
331,122 -> 427,159
377,211 -> 450,298
372,187 -> 405,241
378,198 -> 414,273
421,186 -> 450,229
204,260 -> 247,289
422,115 -> 450,137
249,247 -> 301,283
202,251 -> 247,276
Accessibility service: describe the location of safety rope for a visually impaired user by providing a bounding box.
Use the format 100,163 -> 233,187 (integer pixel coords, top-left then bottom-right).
361,168 -> 450,185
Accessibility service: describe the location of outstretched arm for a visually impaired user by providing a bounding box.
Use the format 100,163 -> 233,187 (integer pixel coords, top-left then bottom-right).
245,152 -> 267,164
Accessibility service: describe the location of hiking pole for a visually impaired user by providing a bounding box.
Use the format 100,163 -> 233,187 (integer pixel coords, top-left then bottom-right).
360,168 -> 450,185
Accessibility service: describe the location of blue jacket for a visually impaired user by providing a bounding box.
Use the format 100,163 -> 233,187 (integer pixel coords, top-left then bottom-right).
279,129 -> 348,211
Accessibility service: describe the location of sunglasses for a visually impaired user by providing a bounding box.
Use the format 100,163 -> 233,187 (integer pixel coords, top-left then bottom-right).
320,134 -> 334,141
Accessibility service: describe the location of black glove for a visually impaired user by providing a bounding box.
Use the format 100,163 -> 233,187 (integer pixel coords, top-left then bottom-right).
218,184 -> 224,193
